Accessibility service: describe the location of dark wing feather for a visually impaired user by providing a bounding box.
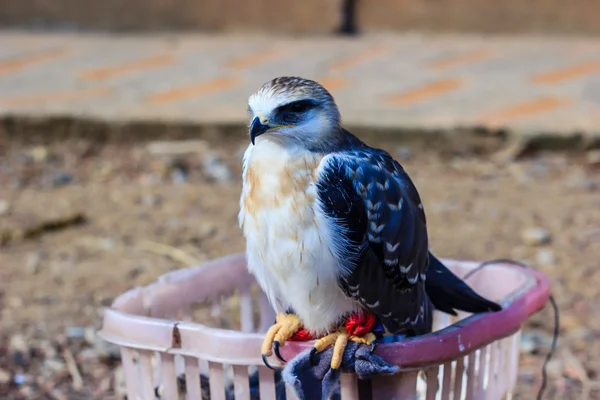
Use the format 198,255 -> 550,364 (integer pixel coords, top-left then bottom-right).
317,149 -> 433,336
426,253 -> 502,315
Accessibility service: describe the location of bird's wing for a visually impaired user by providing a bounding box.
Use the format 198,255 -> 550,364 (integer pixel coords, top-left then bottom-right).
317,149 -> 432,335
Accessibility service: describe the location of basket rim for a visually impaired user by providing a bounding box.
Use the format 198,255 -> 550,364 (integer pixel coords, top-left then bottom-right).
99,253 -> 551,367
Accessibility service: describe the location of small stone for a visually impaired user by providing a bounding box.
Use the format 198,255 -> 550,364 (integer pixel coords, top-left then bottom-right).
0,199 -> 9,215
18,385 -> 34,397
586,149 -> 600,166
26,251 -> 43,275
528,160 -> 550,177
519,334 -> 537,354
126,266 -> 145,280
395,147 -> 413,161
52,172 -> 75,187
13,373 -> 27,385
43,358 -> 66,374
9,334 -> 29,366
37,340 -> 58,359
520,329 -> 555,354
77,348 -> 99,363
30,146 -> 49,162
562,348 -> 589,383
198,223 -> 217,238
66,326 -> 86,340
518,367 -> 537,384
521,227 -> 552,246
203,153 -> 233,183
545,359 -> 564,378
0,368 -> 10,385
509,163 -> 534,184
564,170 -> 598,192
140,194 -> 162,207
102,238 -> 116,250
84,327 -> 96,344
536,249 -> 556,267
171,168 -> 187,183
7,296 -> 24,308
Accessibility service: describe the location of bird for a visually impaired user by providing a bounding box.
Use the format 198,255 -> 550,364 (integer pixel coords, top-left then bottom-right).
238,76 -> 501,370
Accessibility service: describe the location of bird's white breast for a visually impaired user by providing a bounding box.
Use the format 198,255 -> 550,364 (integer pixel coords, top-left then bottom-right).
239,139 -> 359,335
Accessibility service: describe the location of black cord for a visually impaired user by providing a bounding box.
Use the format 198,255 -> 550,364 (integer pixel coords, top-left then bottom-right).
462,258 -> 559,400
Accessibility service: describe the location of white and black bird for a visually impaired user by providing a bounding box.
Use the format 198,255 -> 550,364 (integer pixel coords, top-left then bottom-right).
239,77 -> 501,369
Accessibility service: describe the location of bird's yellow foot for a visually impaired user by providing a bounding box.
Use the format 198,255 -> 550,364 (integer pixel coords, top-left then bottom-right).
310,328 -> 377,369
261,312 -> 302,369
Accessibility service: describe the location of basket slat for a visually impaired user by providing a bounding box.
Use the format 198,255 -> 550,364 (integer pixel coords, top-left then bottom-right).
340,373 -> 359,400
184,357 -> 202,400
489,340 -> 501,399
258,366 -> 276,400
232,365 -> 251,400
453,357 -> 465,400
426,366 -> 440,400
121,347 -> 140,400
476,345 -> 488,398
399,371 -> 420,399
138,350 -> 156,400
159,353 -> 179,400
506,331 -> 522,397
441,362 -> 452,400
498,337 -> 511,399
465,351 -> 477,399
208,361 -> 226,400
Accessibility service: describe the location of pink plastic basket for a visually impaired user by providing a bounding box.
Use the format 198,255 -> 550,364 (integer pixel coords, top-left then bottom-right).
99,253 -> 551,400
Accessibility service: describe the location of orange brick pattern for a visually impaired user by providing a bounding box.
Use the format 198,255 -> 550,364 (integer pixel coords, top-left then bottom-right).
1,32 -> 600,137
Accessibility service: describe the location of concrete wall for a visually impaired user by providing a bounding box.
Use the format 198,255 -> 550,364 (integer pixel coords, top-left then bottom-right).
358,0 -> 600,35
1,0 -> 599,35
0,0 -> 343,33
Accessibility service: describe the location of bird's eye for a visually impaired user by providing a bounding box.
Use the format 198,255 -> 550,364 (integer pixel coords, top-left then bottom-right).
284,100 -> 313,114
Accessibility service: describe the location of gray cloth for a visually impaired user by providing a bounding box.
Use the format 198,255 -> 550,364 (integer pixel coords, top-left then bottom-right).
282,341 -> 399,400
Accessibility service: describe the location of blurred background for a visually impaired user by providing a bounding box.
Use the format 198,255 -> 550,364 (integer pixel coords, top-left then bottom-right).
1,0 -> 599,399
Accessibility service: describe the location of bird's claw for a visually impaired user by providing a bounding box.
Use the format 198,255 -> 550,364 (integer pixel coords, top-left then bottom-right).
262,353 -> 277,370
309,348 -> 319,366
273,340 -> 286,363
310,329 -> 378,369
260,312 -> 302,369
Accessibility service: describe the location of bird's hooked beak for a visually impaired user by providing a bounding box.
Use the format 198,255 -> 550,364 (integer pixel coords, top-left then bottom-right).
249,116 -> 270,145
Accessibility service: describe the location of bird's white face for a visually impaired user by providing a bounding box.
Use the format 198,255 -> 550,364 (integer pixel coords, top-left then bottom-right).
247,77 -> 341,148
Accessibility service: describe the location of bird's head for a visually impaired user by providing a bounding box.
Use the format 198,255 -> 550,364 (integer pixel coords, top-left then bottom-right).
247,77 -> 341,147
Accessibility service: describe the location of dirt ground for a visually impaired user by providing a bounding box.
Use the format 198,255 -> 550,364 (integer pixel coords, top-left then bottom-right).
0,130 -> 599,399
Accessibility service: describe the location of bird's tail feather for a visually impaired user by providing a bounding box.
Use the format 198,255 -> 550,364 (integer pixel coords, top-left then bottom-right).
425,253 -> 502,315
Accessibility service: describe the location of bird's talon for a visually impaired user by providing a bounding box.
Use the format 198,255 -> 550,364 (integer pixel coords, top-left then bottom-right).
262,354 -> 276,370
309,348 -> 319,366
331,328 -> 350,370
273,341 -> 286,362
260,313 -> 302,366
349,332 -> 377,346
